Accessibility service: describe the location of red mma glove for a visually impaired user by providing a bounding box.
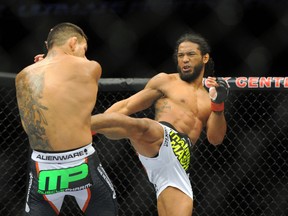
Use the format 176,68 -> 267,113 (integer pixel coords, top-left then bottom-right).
209,79 -> 229,112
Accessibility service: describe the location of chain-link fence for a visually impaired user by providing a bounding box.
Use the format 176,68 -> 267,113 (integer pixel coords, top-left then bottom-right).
0,74 -> 287,216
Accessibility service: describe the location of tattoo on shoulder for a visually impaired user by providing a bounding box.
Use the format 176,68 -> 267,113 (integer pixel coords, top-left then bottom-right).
17,72 -> 51,150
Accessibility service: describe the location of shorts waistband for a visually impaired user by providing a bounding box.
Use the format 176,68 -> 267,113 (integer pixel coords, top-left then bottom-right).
159,121 -> 193,145
31,143 -> 95,163
159,121 -> 177,131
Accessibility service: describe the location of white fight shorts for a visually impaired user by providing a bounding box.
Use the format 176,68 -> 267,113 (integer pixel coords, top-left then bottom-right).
138,122 -> 193,199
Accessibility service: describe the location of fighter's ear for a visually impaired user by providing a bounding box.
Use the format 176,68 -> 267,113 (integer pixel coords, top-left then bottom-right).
68,36 -> 78,51
203,53 -> 209,64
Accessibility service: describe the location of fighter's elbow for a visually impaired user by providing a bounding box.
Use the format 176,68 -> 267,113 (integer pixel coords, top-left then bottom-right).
207,135 -> 224,146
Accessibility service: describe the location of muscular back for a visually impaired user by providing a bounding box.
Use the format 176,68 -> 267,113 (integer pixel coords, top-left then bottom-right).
16,55 -> 100,151
153,73 -> 211,144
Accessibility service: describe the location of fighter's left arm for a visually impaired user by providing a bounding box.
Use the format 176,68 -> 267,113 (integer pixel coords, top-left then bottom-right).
206,77 -> 229,145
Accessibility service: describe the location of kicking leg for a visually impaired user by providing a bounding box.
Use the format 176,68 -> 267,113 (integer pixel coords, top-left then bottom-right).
91,113 -> 163,157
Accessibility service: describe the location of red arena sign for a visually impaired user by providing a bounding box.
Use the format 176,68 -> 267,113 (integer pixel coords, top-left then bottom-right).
203,77 -> 288,90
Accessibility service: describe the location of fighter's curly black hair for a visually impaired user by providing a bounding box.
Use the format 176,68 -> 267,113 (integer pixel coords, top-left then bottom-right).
173,32 -> 215,77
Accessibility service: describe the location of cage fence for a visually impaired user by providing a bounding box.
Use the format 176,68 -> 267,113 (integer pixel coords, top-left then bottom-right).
0,75 -> 287,216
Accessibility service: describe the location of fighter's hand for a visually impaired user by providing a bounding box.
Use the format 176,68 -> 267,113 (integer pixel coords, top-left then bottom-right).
34,54 -> 45,63
208,77 -> 229,112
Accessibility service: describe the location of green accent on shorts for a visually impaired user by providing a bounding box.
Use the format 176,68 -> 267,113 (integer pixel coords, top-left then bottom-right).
169,130 -> 191,171
38,163 -> 89,194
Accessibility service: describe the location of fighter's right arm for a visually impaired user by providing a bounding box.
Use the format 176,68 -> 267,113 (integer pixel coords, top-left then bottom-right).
105,73 -> 165,115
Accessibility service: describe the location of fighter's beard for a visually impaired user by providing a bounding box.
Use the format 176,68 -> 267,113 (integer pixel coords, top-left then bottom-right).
178,62 -> 204,83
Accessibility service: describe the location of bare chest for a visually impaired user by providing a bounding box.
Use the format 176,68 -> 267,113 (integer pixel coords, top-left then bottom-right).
156,86 -> 211,121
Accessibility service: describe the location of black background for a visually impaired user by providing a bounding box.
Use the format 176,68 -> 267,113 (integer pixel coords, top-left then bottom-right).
1,0 -> 288,78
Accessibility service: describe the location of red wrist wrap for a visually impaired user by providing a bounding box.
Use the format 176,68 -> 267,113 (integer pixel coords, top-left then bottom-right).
211,102 -> 224,112
91,131 -> 97,136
